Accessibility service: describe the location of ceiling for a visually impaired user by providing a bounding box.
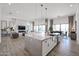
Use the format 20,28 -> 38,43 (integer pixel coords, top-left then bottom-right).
1,3 -> 79,21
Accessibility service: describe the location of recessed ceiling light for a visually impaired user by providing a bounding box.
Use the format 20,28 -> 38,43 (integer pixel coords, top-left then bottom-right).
70,4 -> 73,7
41,4 -> 43,7
45,8 -> 47,10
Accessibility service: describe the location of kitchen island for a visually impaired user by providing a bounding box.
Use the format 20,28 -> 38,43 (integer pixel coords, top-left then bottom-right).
25,32 -> 58,56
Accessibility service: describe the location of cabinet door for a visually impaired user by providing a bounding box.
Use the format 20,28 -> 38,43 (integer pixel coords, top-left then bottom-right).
52,36 -> 57,48
42,39 -> 48,55
42,36 -> 57,56
47,37 -> 53,51
53,36 -> 57,43
47,37 -> 57,55
42,37 -> 53,56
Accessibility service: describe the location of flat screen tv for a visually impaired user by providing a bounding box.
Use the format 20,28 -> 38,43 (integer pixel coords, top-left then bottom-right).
18,26 -> 26,30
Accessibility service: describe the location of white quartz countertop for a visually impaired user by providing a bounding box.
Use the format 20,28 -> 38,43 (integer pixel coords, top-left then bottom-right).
25,32 -> 53,41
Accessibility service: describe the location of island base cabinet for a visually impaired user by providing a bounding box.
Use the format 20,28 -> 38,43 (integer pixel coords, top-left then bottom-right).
25,36 -> 57,56
25,37 -> 42,56
42,36 -> 57,56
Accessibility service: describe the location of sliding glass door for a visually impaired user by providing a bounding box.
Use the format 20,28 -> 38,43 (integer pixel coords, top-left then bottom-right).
61,24 -> 69,36
53,24 -> 69,36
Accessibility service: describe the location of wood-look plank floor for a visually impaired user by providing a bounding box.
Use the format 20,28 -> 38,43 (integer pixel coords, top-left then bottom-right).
0,36 -> 79,56
48,37 -> 79,56
0,36 -> 30,56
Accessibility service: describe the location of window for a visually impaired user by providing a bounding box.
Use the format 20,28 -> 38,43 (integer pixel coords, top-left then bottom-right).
38,25 -> 45,32
61,24 -> 68,35
34,26 -> 38,32
26,22 -> 32,32
34,25 -> 45,33
53,24 -> 60,31
53,24 -> 69,36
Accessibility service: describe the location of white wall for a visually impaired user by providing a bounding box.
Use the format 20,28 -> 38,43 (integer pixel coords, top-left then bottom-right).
11,19 -> 33,33
53,16 -> 68,24
76,7 -> 79,44
0,7 -> 1,43
0,4 -> 33,33
0,4 -> 2,43
34,18 -> 45,26
0,4 -> 34,33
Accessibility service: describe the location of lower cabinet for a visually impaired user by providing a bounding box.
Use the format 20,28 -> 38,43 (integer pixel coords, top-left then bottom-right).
25,36 -> 57,56
42,36 -> 57,56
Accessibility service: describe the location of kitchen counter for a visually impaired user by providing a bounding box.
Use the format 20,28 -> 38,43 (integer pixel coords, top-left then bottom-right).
25,32 -> 58,56
25,32 -> 52,41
